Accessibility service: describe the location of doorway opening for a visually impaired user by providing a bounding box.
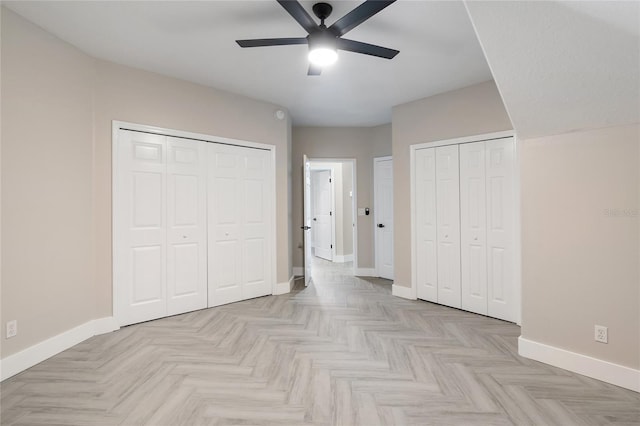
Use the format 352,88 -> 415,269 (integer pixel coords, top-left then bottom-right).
303,158 -> 357,284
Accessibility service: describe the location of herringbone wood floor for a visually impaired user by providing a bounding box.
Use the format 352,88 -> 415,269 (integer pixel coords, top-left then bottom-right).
1,258 -> 639,425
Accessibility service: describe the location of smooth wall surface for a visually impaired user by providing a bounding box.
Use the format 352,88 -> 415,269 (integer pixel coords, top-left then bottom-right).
1,8 -> 291,358
1,9 -> 96,357
391,81 -> 512,287
292,125 -> 391,270
520,124 -> 639,369
93,60 -> 290,317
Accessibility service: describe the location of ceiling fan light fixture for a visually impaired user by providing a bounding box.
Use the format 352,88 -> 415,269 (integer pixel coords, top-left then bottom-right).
308,47 -> 338,66
307,31 -> 338,67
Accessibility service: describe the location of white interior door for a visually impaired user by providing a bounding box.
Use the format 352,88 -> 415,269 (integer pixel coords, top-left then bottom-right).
486,137 -> 515,322
303,156 -> 312,285
415,148 -> 438,302
166,137 -> 208,316
208,143 -> 272,307
374,157 -> 394,280
312,170 -> 333,261
115,130 -> 167,326
460,142 -> 488,315
435,145 -> 461,308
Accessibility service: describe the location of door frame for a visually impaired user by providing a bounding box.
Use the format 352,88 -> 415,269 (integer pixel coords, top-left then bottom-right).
373,156 -> 393,279
112,121 -> 277,323
309,165 -> 336,261
407,130 -> 522,325
306,157 -> 357,274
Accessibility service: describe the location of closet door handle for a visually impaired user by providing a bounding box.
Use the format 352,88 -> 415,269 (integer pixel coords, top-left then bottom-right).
301,226 -> 311,230
377,224 -> 385,228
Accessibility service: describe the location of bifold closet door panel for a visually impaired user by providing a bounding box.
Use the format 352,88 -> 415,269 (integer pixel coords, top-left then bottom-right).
166,137 -> 208,316
115,130 -> 168,326
486,138 -> 515,322
460,142 -> 488,315
240,148 -> 272,300
207,143 -> 272,307
207,145 -> 244,306
415,148 -> 438,302
435,145 -> 461,308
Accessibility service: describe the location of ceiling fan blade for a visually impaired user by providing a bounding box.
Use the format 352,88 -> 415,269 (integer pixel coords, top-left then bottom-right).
328,0 -> 396,37
236,37 -> 308,48
308,64 -> 322,76
336,38 -> 399,59
277,0 -> 319,34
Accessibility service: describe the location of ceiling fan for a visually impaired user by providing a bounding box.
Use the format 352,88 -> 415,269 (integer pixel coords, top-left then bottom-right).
236,0 -> 399,75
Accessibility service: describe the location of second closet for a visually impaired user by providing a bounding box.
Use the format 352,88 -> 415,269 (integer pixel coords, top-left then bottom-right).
414,136 -> 517,322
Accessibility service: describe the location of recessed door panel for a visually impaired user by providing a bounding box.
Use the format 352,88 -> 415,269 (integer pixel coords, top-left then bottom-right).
131,245 -> 164,304
415,148 -> 438,302
435,145 -> 461,309
172,243 -> 199,296
132,172 -> 163,228
460,142 -> 487,315
172,175 -> 198,226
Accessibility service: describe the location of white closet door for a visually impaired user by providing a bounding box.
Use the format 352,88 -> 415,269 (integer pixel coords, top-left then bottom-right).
435,145 -> 461,308
312,170 -> 333,261
115,131 -> 167,326
240,147 -> 272,300
208,143 -> 272,306
486,138 -> 515,322
460,142 -> 488,315
415,148 -> 438,302
374,158 -> 394,280
166,137 -> 208,316
208,145 -> 243,306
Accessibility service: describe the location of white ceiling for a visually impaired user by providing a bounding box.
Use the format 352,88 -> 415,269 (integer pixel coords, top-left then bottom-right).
465,1 -> 640,138
4,0 -> 494,127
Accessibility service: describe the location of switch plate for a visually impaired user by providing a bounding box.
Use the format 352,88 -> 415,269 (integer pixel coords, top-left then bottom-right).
6,320 -> 17,339
594,325 -> 608,343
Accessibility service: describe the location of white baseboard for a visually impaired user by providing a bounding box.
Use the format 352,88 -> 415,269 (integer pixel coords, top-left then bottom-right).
354,267 -> 376,277
293,266 -> 304,277
0,316 -> 119,381
392,284 -> 416,300
334,254 -> 354,263
273,276 -> 294,295
518,336 -> 640,392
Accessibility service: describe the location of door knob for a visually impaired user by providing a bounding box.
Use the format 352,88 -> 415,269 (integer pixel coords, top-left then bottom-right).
377,224 -> 385,228
313,218 -> 317,221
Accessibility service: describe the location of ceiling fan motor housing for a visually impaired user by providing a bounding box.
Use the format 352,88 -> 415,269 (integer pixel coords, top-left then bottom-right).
307,30 -> 337,51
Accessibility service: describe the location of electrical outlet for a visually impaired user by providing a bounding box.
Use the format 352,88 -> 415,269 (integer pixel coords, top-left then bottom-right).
6,320 -> 17,339
595,325 -> 608,343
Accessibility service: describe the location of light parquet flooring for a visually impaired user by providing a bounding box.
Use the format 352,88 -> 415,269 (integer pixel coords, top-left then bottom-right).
2,258 -> 639,425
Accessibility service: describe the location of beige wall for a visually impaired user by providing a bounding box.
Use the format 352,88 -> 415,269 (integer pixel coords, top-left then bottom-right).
1,9 -> 96,357
520,124 -> 639,369
391,81 -> 513,287
1,8 -> 291,358
292,125 -> 391,270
